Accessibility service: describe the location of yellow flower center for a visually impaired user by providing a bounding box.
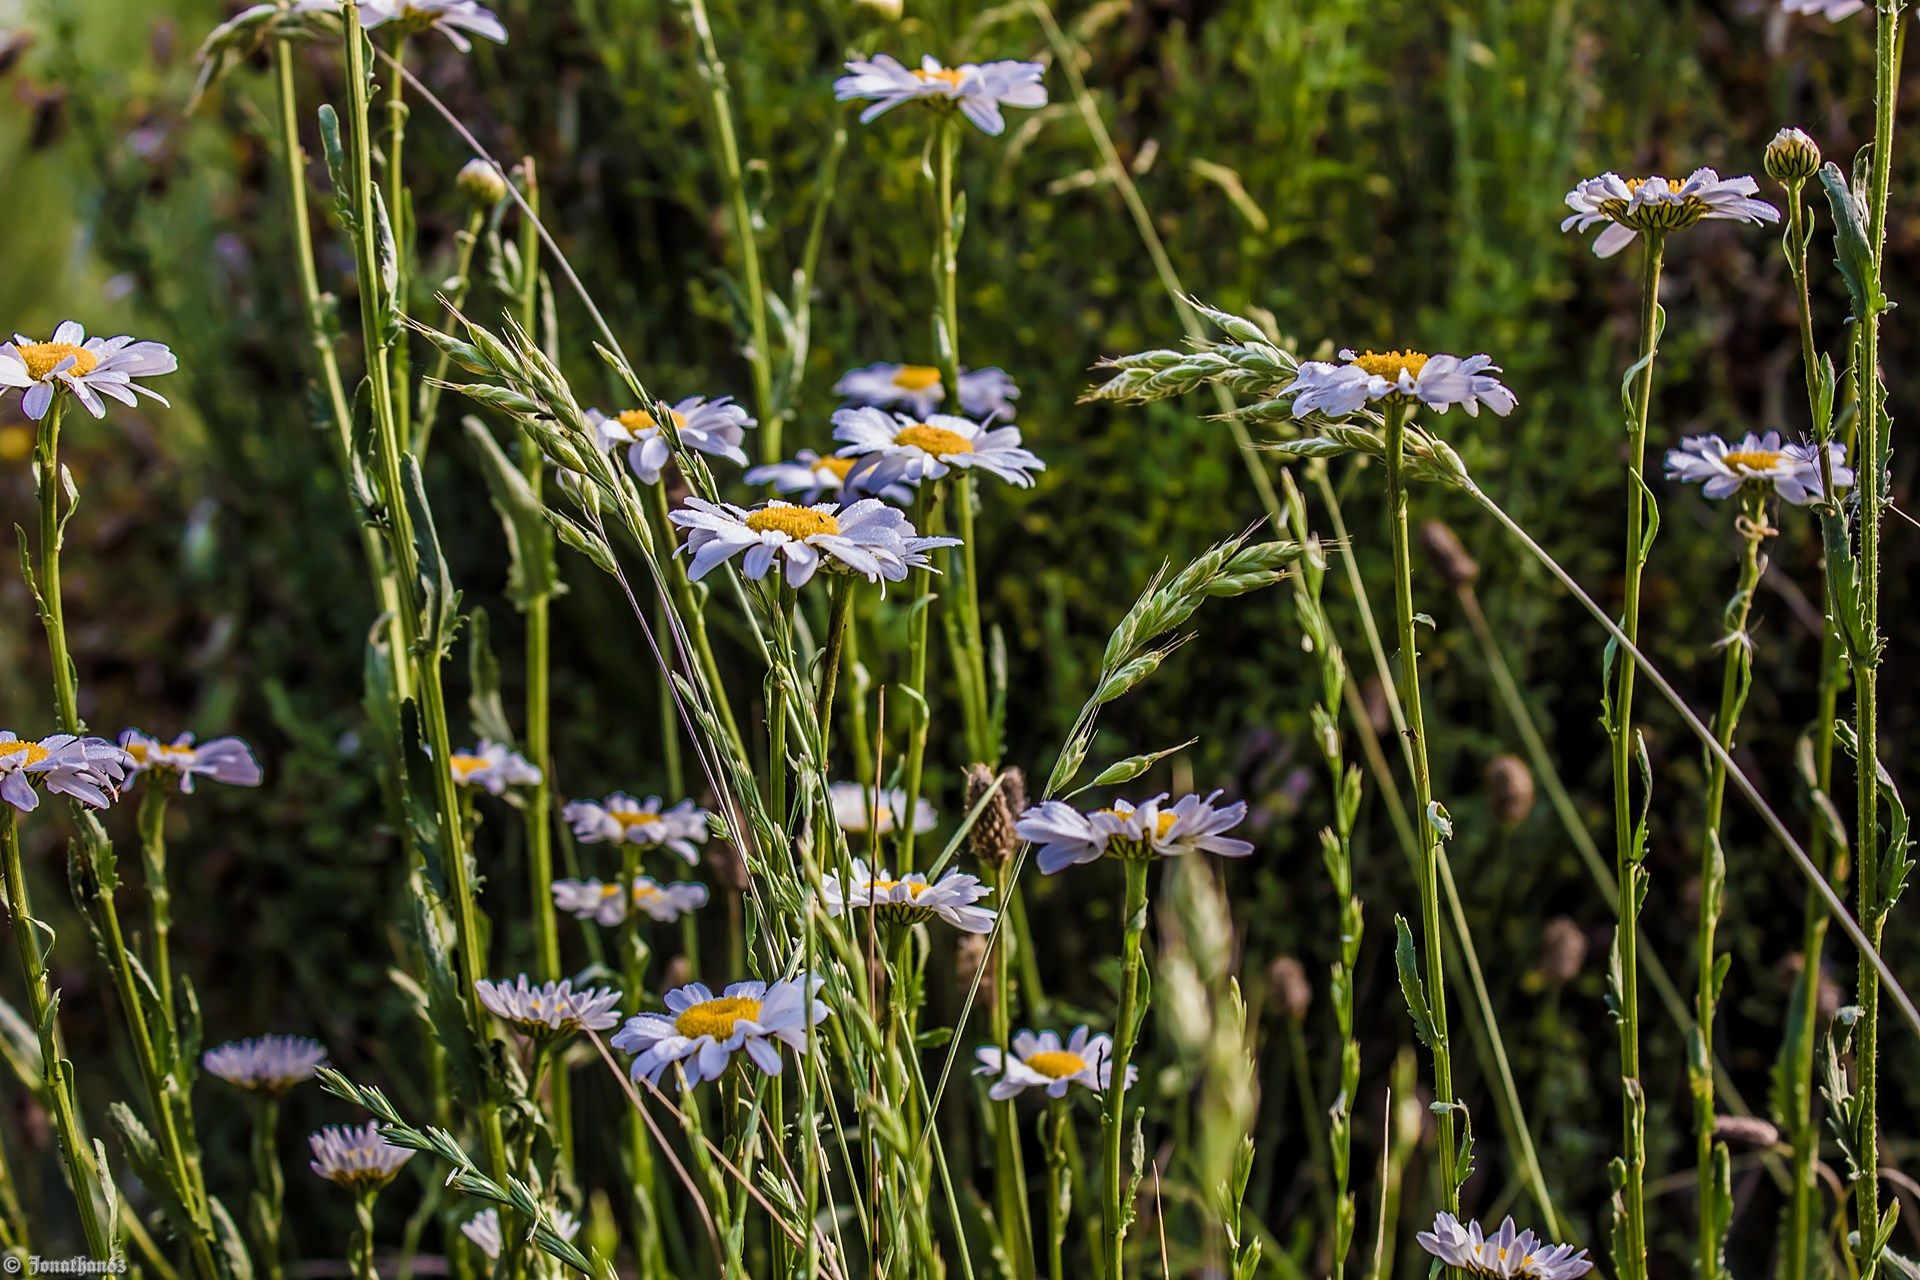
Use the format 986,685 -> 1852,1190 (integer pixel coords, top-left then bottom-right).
1625,177 -> 1685,196
674,995 -> 762,1041
913,68 -> 966,88
616,408 -> 687,436
1097,809 -> 1178,839
1348,350 -> 1430,382
449,754 -> 488,779
616,810 -> 665,833
895,423 -> 975,458
1600,178 -> 1707,230
891,365 -> 943,392
18,342 -> 97,381
814,456 -> 858,482
1024,1050 -> 1088,1079
870,879 -> 931,898
0,741 -> 49,768
1722,449 -> 1785,473
745,507 -> 841,540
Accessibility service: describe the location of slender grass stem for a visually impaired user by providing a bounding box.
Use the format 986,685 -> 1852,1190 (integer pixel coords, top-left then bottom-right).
250,1096 -> 286,1280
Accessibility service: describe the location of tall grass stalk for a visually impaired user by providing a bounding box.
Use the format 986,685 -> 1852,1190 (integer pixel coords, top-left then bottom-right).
1689,490 -> 1768,1280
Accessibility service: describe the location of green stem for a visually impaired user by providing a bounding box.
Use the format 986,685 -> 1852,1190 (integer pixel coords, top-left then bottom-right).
1691,491 -> 1766,1280
1046,1101 -> 1070,1280
898,487 -> 939,870
352,1188 -> 379,1280
251,1097 -> 286,1280
818,577 -> 855,734
645,480 -> 750,764
989,860 -> 1035,1280
136,785 -> 177,1044
0,809 -> 110,1256
412,206 -> 487,459
1103,857 -> 1150,1279
1610,233 -> 1664,1280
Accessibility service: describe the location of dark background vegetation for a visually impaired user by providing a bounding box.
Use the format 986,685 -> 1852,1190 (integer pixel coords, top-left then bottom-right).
0,0 -> 1915,1270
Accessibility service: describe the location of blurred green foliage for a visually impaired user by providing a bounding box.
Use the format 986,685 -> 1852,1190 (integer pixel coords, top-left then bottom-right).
0,0 -> 1915,1270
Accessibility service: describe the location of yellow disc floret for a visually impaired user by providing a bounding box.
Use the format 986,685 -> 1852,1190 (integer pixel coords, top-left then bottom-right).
616,407 -> 688,436
913,67 -> 966,88
891,365 -> 943,392
675,996 -> 762,1041
895,423 -> 975,458
18,342 -> 97,381
1349,350 -> 1430,382
1025,1050 -> 1088,1079
745,506 -> 841,540
0,741 -> 49,768
1722,448 -> 1785,473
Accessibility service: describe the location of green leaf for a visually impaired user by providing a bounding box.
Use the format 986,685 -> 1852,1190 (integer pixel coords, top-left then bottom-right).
1393,915 -> 1438,1048
463,416 -> 560,609
404,454 -> 463,655
1820,163 -> 1885,320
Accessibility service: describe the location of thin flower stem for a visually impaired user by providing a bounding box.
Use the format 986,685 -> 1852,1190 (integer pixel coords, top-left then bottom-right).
617,839 -> 668,1277
817,577 -> 855,731
1382,401 -> 1458,1213
1690,491 -> 1768,1280
1609,233 -> 1665,1280
898,486 -> 939,870
988,853 -> 1036,1280
136,785 -> 178,1044
1850,8 -> 1902,1272
1103,856 -> 1150,1279
352,1188 -> 379,1280
1045,1101 -> 1071,1280
251,1096 -> 286,1280
0,809 -> 110,1257
678,0 -> 778,460
645,480 -> 750,764
412,205 -> 487,459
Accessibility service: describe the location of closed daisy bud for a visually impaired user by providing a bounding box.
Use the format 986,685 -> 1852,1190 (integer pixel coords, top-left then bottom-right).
1765,127 -> 1823,185
965,763 -> 1022,866
1268,955 -> 1311,1022
1485,753 -> 1535,829
1714,1115 -> 1781,1149
456,158 -> 509,209
1419,519 -> 1479,588
1539,917 -> 1588,987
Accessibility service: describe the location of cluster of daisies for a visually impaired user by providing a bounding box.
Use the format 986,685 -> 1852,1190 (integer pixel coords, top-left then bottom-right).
1,728 -> 259,815
1417,1213 -> 1593,1279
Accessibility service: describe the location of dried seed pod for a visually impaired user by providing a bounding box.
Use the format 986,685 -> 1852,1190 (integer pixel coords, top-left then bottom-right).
964,763 -> 1023,866
1539,917 -> 1588,987
1268,955 -> 1312,1022
1486,753 -> 1536,830
1420,518 -> 1479,588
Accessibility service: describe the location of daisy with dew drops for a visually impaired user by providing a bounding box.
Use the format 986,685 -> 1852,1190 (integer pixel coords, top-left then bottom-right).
202,1035 -> 329,1097
474,975 -> 622,1042
818,858 -> 996,932
0,732 -> 132,813
833,55 -> 1046,136
1562,169 -> 1779,259
1416,1212 -> 1594,1279
831,406 -> 1044,488
461,1205 -> 581,1261
0,322 -> 177,420
119,731 -> 263,794
562,793 -> 710,863
834,362 -> 1021,422
670,497 -> 958,591
444,740 -> 542,795
973,1027 -> 1136,1100
611,975 -> 830,1088
1664,431 -> 1852,505
553,876 -> 710,926
587,397 -> 754,485
308,1121 -> 413,1193
1282,349 -> 1518,421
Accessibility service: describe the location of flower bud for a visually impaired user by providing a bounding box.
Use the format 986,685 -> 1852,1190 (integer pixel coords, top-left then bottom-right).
1485,753 -> 1535,830
1267,955 -> 1312,1022
456,158 -> 509,210
1765,127 -> 1822,185
1419,518 -> 1479,588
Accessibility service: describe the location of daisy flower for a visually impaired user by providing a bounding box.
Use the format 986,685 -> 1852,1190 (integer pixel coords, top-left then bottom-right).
829,781 -> 937,837
670,497 -> 958,590
1665,431 -> 1851,505
587,398 -> 754,485
744,449 -> 914,505
552,876 -> 709,926
119,731 -> 263,794
445,740 -> 542,795
461,1205 -> 581,1261
202,1035 -> 329,1097
612,976 -> 830,1088
831,407 -> 1044,487
1283,350 -> 1517,420
0,732 -> 133,813
1015,791 -> 1254,875
308,1122 -> 413,1192
354,0 -> 506,51
1781,0 -> 1867,20
972,1027 -> 1134,1100
818,858 -> 995,932
834,362 -> 1021,422
562,793 -> 710,863
474,975 -> 622,1042
834,54 -> 1046,136
1562,169 -> 1779,259
0,322 -> 177,420
1416,1212 -> 1593,1279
